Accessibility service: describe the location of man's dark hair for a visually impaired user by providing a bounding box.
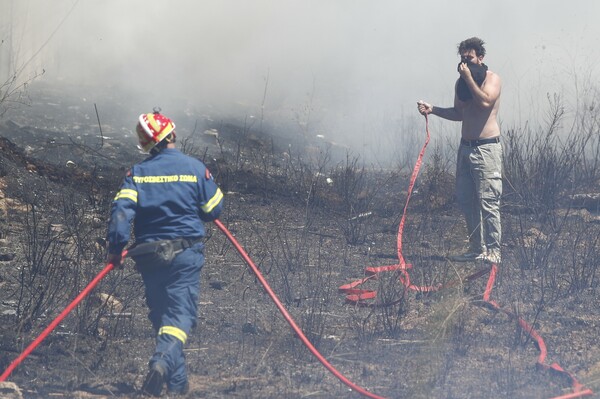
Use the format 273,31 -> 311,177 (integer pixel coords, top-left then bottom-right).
458,37 -> 486,57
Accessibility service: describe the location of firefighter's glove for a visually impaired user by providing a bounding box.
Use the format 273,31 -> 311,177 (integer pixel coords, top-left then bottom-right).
107,253 -> 123,270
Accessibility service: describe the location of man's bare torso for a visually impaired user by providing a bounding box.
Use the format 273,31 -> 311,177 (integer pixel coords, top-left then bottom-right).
459,70 -> 501,140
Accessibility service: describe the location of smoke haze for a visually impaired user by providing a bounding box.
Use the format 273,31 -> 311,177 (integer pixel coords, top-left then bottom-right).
2,0 -> 600,163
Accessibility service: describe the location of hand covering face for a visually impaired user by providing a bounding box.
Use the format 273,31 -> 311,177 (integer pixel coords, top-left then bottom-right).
456,61 -> 488,101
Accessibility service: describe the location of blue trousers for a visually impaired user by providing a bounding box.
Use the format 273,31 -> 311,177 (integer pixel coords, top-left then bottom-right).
140,243 -> 204,392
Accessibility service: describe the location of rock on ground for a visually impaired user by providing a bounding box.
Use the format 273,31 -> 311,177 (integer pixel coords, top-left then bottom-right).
0,382 -> 23,399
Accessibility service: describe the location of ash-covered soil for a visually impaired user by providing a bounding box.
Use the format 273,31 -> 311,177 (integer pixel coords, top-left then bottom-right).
0,82 -> 599,399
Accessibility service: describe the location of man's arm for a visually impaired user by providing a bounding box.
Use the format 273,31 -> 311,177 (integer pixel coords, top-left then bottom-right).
417,81 -> 464,121
198,165 -> 224,222
106,173 -> 137,255
431,104 -> 463,121
459,65 -> 501,109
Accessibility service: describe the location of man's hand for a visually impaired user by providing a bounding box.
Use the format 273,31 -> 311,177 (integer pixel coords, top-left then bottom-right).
458,62 -> 473,80
417,100 -> 433,116
107,253 -> 123,270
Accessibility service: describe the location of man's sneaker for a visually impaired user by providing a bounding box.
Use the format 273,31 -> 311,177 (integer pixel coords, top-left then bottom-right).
141,362 -> 167,397
482,250 -> 501,264
449,251 -> 486,262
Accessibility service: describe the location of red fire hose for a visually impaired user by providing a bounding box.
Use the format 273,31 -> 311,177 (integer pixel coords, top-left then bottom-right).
338,115 -> 593,399
214,219 -> 387,399
0,251 -> 126,382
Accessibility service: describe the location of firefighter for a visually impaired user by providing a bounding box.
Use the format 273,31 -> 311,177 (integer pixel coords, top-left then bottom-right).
106,109 -> 224,396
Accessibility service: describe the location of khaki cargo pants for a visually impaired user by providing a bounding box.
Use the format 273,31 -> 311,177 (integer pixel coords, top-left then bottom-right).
455,141 -> 502,254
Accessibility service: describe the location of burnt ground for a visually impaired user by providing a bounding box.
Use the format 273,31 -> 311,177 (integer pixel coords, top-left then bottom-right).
1,82 -> 600,399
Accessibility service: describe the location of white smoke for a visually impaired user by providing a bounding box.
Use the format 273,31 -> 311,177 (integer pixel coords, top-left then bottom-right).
2,0 -> 600,163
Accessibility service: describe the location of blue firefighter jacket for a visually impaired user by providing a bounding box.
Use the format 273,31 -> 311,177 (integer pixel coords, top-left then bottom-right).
107,148 -> 224,254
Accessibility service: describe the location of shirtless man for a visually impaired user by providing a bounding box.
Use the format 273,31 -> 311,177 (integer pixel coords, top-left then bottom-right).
417,37 -> 502,264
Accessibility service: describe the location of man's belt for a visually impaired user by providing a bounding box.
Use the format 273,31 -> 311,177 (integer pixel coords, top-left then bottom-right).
126,237 -> 203,258
460,137 -> 500,147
